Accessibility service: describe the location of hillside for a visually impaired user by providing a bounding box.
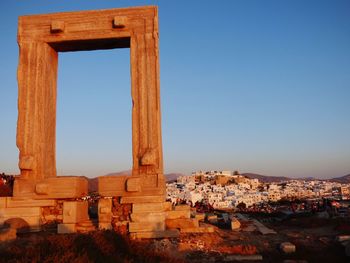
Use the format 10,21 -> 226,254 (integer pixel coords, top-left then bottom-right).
165,173 -> 187,182
243,173 -> 350,183
328,174 -> 350,184
242,173 -> 291,183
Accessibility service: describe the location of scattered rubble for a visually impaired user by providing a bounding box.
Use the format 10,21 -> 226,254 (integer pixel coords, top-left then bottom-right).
0,212 -> 349,262
231,217 -> 241,230
336,234 -> 350,242
207,214 -> 218,224
280,242 -> 296,253
253,219 -> 277,235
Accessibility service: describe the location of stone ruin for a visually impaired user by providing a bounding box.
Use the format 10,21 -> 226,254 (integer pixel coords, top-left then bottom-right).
1,6 -> 210,238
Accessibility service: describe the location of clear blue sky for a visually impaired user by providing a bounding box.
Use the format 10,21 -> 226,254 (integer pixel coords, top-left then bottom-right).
0,0 -> 349,178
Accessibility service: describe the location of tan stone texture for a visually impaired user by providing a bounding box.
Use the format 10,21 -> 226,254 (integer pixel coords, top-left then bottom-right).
98,198 -> 112,223
126,177 -> 141,192
98,175 -> 165,197
13,177 -> 88,199
132,202 -> 167,213
164,201 -> 172,211
18,216 -> 41,231
0,197 -> 6,208
0,207 -> 41,218
6,197 -> 55,208
0,206 -> 41,232
62,201 -> 88,224
129,221 -> 165,233
130,212 -> 166,223
165,218 -> 199,229
231,218 -> 241,230
195,213 -> 206,221
166,210 -> 191,220
39,176 -> 88,198
174,205 -> 191,211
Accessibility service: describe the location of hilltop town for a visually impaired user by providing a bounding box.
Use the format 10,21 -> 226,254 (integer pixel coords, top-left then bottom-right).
167,170 -> 350,213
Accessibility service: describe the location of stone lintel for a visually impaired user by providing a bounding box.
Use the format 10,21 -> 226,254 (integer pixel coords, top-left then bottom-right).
18,6 -> 157,46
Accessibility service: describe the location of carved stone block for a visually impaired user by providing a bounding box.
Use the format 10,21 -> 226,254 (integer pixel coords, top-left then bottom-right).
13,177 -> 88,199
0,198 -> 6,208
165,218 -> 199,229
62,201 -> 88,224
166,210 -> 191,220
50,20 -> 65,33
6,198 -> 55,208
132,202 -> 167,213
130,212 -> 166,223
98,198 -> 112,223
126,177 -> 141,192
129,221 -> 165,233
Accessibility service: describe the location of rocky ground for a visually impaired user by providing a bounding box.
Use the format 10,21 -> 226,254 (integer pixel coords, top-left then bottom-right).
0,215 -> 349,262
142,216 -> 349,263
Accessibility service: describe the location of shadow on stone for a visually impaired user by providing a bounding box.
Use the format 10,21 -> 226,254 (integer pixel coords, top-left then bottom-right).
4,218 -> 30,233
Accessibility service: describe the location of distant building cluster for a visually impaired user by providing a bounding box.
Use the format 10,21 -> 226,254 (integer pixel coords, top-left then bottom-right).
166,170 -> 350,210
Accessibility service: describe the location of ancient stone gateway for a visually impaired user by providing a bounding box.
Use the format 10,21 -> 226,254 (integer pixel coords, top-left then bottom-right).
0,6 -> 207,238
16,6 -> 163,197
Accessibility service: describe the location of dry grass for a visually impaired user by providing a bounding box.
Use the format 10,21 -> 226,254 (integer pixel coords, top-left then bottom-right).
0,230 -> 178,263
